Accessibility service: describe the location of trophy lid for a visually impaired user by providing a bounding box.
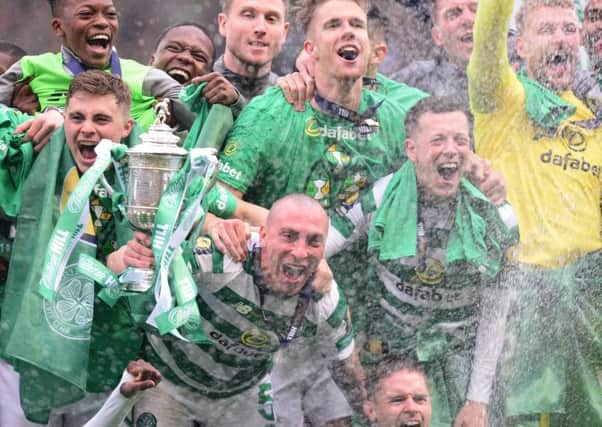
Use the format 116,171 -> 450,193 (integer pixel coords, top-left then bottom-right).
128,99 -> 187,157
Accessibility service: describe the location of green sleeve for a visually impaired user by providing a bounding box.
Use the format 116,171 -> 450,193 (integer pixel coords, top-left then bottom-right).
217,87 -> 289,194
467,0 -> 515,113
0,107 -> 35,217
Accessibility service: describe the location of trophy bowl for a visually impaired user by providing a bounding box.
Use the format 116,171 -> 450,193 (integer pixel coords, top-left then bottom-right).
102,100 -> 188,292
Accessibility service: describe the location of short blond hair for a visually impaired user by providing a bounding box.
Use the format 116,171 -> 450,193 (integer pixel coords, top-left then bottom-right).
515,0 -> 576,35
295,0 -> 369,34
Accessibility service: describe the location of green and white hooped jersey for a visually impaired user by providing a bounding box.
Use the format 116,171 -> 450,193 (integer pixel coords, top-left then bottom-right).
326,173 -> 518,359
143,234 -> 354,399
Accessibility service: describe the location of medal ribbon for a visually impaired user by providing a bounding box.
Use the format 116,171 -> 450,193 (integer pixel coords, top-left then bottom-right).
251,246 -> 313,348
313,92 -> 383,136
65,49 -> 122,76
39,139 -> 116,301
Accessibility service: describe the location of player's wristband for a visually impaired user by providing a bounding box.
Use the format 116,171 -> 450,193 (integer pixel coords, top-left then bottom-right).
205,185 -> 238,219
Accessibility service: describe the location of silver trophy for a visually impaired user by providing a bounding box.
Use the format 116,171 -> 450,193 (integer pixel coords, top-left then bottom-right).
102,99 -> 216,292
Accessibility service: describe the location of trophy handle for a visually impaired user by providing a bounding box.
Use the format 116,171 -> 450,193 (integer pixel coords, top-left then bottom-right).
99,174 -> 115,197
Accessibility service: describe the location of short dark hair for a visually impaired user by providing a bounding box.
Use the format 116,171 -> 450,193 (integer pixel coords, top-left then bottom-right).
364,354 -> 428,401
48,0 -> 119,17
295,0 -> 368,34
404,96 -> 471,138
152,22 -> 216,63
67,70 -> 131,112
0,41 -> 27,62
221,0 -> 289,18
367,6 -> 388,44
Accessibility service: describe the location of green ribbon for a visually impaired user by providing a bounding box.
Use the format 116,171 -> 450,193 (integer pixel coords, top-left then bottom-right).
39,139 -> 116,301
148,149 -> 216,342
516,68 -> 575,129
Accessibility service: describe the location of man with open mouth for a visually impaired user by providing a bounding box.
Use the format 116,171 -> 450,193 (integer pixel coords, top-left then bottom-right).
470,0 -> 602,425
149,23 -> 216,86
584,0 -> 602,74
325,96 -> 518,427
363,356 -> 432,427
0,70 -> 145,426
392,0 -> 478,110
87,193 -> 361,427
0,0 -> 194,135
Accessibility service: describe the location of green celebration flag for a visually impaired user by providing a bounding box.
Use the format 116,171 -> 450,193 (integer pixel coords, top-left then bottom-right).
1,129 -> 89,423
0,126 -> 144,423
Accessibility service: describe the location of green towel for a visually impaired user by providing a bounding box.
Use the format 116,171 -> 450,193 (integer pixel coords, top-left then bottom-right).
179,83 -> 233,151
0,106 -> 34,218
0,125 -> 144,423
517,68 -> 575,129
368,161 -> 513,279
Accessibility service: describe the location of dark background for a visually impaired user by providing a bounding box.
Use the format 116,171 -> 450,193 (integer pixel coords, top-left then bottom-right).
0,0 -> 435,76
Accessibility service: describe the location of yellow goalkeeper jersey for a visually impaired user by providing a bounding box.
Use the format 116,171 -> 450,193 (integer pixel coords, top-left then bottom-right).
468,0 -> 602,267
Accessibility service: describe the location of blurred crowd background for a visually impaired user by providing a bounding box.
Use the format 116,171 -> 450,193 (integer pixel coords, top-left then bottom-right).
0,0 -> 438,76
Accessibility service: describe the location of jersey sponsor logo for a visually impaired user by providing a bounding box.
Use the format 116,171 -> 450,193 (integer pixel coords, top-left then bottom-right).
209,330 -> 265,358
223,140 -> 238,157
304,117 -> 372,141
394,279 -> 477,308
43,263 -> 94,341
540,149 -> 602,178
305,117 -> 322,138
365,338 -> 390,354
560,125 -> 587,152
240,327 -> 272,349
218,161 -> 243,181
396,280 -> 445,303
213,186 -> 232,215
415,258 -> 445,285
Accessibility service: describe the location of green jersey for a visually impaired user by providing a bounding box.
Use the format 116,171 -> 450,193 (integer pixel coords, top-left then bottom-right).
0,48 -> 190,130
143,234 -> 354,399
217,86 -> 414,213
375,72 -> 428,106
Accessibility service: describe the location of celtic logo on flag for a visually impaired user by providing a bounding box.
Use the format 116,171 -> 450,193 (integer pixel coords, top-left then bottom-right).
43,264 -> 94,341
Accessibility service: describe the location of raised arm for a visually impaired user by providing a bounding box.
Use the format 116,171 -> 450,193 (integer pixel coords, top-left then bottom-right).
468,0 -> 516,113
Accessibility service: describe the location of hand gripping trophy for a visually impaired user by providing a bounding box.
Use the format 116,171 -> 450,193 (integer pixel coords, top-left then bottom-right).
100,99 -> 219,292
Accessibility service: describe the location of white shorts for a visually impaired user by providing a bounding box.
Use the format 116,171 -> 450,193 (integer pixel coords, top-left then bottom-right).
133,374 -> 275,427
271,349 -> 352,426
